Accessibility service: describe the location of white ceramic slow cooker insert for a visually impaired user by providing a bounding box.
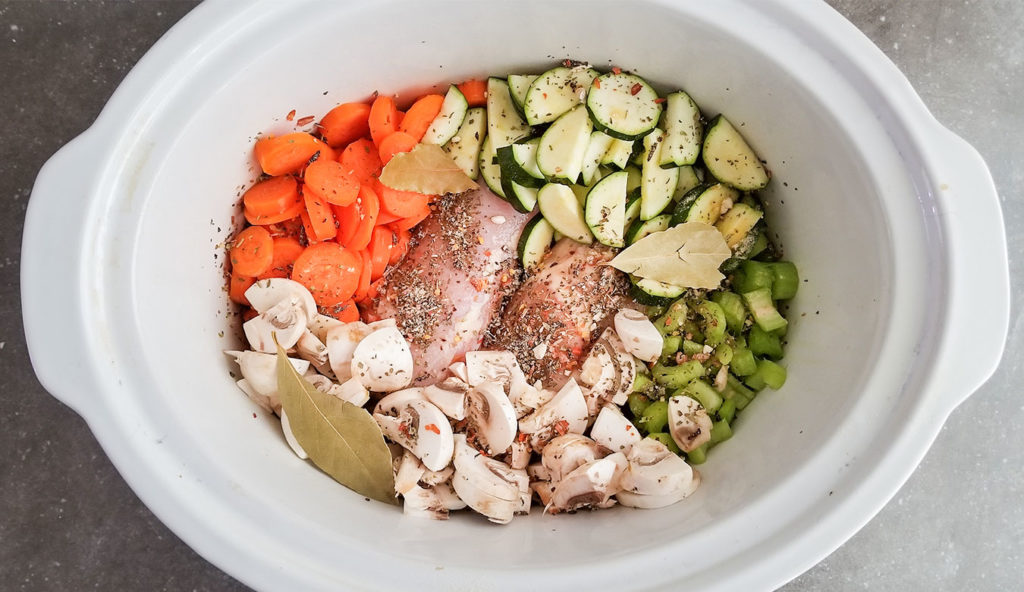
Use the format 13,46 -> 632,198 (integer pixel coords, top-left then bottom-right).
22,1 -> 1009,590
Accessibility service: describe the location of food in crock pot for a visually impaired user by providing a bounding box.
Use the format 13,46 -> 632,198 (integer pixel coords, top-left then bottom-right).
224,62 -> 799,523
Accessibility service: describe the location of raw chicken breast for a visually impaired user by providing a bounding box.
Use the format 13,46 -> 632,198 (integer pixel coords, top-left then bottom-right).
362,187 -> 530,384
485,239 -> 631,388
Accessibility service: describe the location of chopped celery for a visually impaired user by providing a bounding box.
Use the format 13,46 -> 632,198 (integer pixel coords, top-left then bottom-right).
742,287 -> 788,333
715,343 -> 734,365
725,375 -> 756,410
753,359 -> 787,389
654,300 -> 688,336
710,419 -> 733,445
695,300 -> 727,346
730,346 -> 758,375
718,398 -> 736,424
639,400 -> 669,434
686,443 -> 708,465
747,324 -> 783,359
645,304 -> 667,319
660,335 -> 683,362
735,260 -> 774,293
677,379 -> 722,413
632,372 -> 652,393
652,360 -> 704,390
628,392 -> 652,417
769,261 -> 799,300
711,291 -> 746,333
647,432 -> 682,454
682,339 -> 704,356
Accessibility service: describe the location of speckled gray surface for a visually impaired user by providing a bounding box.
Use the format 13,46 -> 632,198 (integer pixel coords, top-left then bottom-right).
2,1 -> 1020,590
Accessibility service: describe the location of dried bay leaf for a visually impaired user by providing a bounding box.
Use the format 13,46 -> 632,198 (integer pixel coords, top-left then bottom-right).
379,143 -> 479,195
276,346 -> 397,505
608,222 -> 731,289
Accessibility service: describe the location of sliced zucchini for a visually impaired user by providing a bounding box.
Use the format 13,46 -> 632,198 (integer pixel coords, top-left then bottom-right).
523,65 -> 600,125
537,183 -> 592,244
702,115 -> 769,190
601,137 -> 635,169
670,183 -> 739,226
670,184 -> 706,226
659,90 -> 703,167
536,104 -> 593,184
478,134 -> 505,198
500,175 -> 539,213
422,85 -> 469,145
625,213 -> 671,245
640,129 -> 680,220
496,142 -> 544,188
580,131 -> 616,186
507,74 -> 537,116
442,107 -> 486,179
624,164 -> 642,194
623,189 -> 642,231
674,165 -> 702,199
584,170 -> 628,247
631,277 -> 686,306
586,72 -> 662,140
487,77 -> 531,149
715,202 -> 764,249
518,215 -> 555,271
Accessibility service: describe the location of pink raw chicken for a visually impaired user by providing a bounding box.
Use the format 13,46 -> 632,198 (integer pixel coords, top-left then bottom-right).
362,187 -> 530,384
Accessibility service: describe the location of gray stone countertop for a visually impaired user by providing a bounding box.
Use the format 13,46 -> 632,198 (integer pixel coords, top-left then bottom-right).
1,1 -> 1020,590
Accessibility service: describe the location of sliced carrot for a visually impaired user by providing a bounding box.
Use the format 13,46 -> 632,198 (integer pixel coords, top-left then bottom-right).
303,190 -> 338,242
376,209 -> 402,225
388,227 -> 411,265
398,93 -> 445,141
458,79 -> 488,107
365,277 -> 386,302
390,200 -> 432,231
304,158 -> 360,206
351,249 -> 373,303
319,102 -> 371,147
230,225 -> 274,276
368,95 -> 399,146
340,138 -> 382,184
377,131 -> 418,165
242,307 -> 259,322
332,202 -> 360,247
346,184 -> 380,251
254,133 -> 329,176
242,175 -> 301,220
320,299 -> 360,322
229,271 -> 256,305
368,226 -> 395,281
291,242 -> 361,307
376,179 -> 431,218
257,236 -> 305,279
299,210 -> 320,245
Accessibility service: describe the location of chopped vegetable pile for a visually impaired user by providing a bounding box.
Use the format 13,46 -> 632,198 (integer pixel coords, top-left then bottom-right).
224,61 -> 799,523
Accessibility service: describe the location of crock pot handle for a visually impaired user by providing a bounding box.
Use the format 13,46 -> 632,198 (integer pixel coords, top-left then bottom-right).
928,127 -> 1010,411
22,134 -> 102,418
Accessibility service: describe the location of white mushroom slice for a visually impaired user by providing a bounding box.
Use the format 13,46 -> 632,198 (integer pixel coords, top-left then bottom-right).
422,377 -> 469,421
464,351 -> 520,387
243,298 -> 309,353
578,340 -> 619,417
508,440 -> 532,470
374,399 -> 454,472
526,462 -> 551,483
433,482 -> 467,511
420,466 -> 455,487
465,381 -> 518,454
374,388 -> 427,416
614,309 -> 664,363
541,434 -> 606,483
548,456 -> 622,513
351,326 -> 414,392
235,378 -> 274,414
515,381 -> 555,416
603,330 -> 636,405
450,435 -> 523,524
531,481 -> 556,507
590,405 -> 642,455
448,361 -> 470,383
518,378 -> 590,451
616,469 -> 701,509
296,329 -> 334,378
620,437 -> 697,496
395,450 -> 427,496
513,469 -> 532,515
279,409 -> 309,460
333,377 -> 370,407
367,318 -> 398,330
402,484 -> 449,520
668,395 -> 713,453
308,313 -> 344,343
325,321 -> 373,380
225,350 -> 310,398
245,278 -> 317,320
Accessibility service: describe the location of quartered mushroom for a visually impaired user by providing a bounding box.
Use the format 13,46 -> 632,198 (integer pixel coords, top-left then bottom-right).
235,378 -> 274,414
518,378 -> 590,451
351,326 -> 414,392
464,381 -> 518,454
395,450 -> 426,496
325,321 -> 373,380
614,308 -> 665,363
279,409 -> 309,460
374,398 -> 454,472
541,434 -> 607,483
590,404 -> 643,455
464,350 -> 520,386
447,361 -> 470,383
245,278 -> 317,322
547,453 -> 626,513
308,312 -> 344,344
402,481 -> 467,520
422,377 -> 469,421
243,297 -> 308,353
374,388 -> 427,416
332,377 -> 371,407
668,395 -> 713,453
507,439 -> 532,470
450,435 -> 526,525
616,437 -> 700,509
296,329 -> 334,378
603,329 -> 636,405
577,329 -> 635,414
225,350 -> 310,407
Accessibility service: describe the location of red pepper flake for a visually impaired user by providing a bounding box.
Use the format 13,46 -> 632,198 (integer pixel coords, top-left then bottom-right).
553,420 -> 570,436
398,422 -> 410,435
612,66 -> 622,75
424,423 -> 441,435
285,109 -> 296,121
470,278 -> 487,292
593,78 -> 601,89
542,92 -> 548,99
654,97 -> 666,104
483,249 -> 492,257
517,432 -> 529,443
630,83 -> 643,96
297,115 -> 315,126
562,59 -> 573,68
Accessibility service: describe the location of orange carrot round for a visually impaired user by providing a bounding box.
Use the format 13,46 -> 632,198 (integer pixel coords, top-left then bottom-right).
458,79 -> 488,107
399,94 -> 445,141
229,271 -> 256,305
368,226 -> 395,281
346,184 -> 380,251
332,202 -> 359,247
304,158 -> 360,206
291,242 -> 361,307
377,131 -> 418,165
303,189 -> 338,242
321,299 -> 360,322
319,102 -> 371,147
254,132 -> 329,176
390,199 -> 432,231
242,175 -> 301,221
340,138 -> 382,184
368,95 -> 399,146
230,226 -> 275,276
257,236 -> 305,279
376,180 -> 431,218
351,249 -> 373,303
388,227 -> 411,265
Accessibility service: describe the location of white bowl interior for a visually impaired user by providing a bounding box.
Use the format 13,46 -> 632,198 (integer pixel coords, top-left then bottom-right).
85,0 -> 931,587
